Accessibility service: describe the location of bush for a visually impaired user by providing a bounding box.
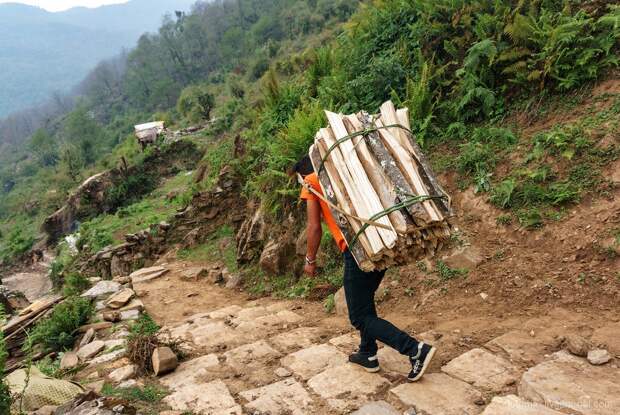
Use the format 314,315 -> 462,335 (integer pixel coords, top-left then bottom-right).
62,273 -> 91,297
177,85 -> 215,123
29,297 -> 94,352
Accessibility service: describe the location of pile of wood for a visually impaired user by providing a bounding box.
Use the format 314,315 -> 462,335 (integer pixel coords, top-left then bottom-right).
1,295 -> 63,371
309,101 -> 454,271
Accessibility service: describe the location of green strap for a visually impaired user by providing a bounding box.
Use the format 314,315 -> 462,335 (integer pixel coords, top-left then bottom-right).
317,123 -> 413,174
349,193 -> 446,249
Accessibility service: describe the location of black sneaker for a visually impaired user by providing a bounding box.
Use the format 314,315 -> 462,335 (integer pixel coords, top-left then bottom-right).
349,351 -> 380,372
408,342 -> 436,382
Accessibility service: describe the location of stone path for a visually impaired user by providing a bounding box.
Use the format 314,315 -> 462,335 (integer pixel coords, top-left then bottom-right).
153,300 -> 620,415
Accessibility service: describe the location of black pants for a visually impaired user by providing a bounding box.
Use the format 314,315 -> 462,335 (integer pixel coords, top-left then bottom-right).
343,249 -> 419,356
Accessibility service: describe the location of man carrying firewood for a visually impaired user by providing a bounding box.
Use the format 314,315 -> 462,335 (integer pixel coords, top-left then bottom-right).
293,155 -> 436,382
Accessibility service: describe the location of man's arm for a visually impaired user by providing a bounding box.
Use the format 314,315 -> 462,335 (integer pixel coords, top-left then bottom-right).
304,199 -> 322,276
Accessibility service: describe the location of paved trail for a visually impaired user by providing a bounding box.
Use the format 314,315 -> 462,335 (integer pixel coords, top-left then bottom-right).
125,262 -> 620,415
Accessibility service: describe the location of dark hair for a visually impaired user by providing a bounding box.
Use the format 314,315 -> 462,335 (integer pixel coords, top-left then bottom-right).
292,155 -> 314,177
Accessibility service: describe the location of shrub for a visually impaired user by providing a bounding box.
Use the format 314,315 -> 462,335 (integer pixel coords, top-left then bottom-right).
62,273 -> 91,297
29,297 -> 94,352
177,84 -> 215,123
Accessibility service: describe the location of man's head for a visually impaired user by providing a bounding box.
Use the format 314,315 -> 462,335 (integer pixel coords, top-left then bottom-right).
291,155 -> 314,178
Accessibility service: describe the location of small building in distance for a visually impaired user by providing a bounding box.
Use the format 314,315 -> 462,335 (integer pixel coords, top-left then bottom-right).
134,121 -> 165,150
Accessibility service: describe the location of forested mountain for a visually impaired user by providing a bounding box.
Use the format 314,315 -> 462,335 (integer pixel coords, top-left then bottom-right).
0,0 -> 196,117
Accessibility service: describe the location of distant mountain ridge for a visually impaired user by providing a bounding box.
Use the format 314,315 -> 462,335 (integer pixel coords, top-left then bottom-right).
0,0 -> 196,117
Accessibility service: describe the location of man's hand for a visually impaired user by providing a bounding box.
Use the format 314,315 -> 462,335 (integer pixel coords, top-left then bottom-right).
303,262 -> 317,277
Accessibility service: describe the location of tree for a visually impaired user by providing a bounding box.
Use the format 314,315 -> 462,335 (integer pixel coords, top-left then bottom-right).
177,85 -> 215,122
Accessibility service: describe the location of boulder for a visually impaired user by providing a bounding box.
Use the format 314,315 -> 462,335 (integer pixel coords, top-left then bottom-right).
81,281 -> 121,299
180,267 -> 208,281
259,238 -> 295,276
120,309 -> 141,320
441,246 -> 484,270
105,288 -> 135,309
208,268 -> 223,284
103,311 -> 121,322
152,347 -> 179,376
236,206 -> 266,264
77,340 -> 105,361
60,352 -> 80,370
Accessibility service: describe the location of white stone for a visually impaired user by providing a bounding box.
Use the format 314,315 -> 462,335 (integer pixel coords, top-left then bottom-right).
275,367 -> 292,377
208,305 -> 243,320
224,340 -> 280,370
281,344 -> 347,380
105,288 -> 135,309
481,395 -> 564,415
271,327 -> 324,352
390,373 -> 484,415
120,309 -> 141,320
160,354 -> 220,389
119,299 -> 144,313
441,348 -> 519,392
519,351 -> 620,415
240,378 -> 313,415
163,379 -> 242,415
130,266 -> 169,283
587,349 -> 612,365
79,328 -> 96,348
81,281 -> 121,299
108,364 -> 136,383
77,340 -> 105,361
308,365 -> 390,411
87,349 -> 126,368
103,339 -> 125,350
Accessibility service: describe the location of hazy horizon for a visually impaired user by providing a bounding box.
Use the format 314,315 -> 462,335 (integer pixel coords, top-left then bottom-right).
0,0 -> 129,12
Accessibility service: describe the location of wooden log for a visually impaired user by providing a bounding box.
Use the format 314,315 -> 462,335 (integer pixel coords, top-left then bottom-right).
374,117 -> 441,222
395,107 -> 452,216
309,143 -> 373,270
324,112 -> 398,250
342,115 -> 414,235
357,112 -> 429,226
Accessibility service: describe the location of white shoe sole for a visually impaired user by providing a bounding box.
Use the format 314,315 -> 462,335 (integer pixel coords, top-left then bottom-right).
408,346 -> 436,382
364,365 -> 381,373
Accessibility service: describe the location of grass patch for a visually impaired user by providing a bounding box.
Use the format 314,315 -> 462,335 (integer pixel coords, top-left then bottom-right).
435,260 -> 468,281
101,384 -> 167,403
176,225 -> 237,272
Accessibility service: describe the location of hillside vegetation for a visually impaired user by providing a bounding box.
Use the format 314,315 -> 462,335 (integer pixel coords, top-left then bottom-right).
1,0 -> 619,270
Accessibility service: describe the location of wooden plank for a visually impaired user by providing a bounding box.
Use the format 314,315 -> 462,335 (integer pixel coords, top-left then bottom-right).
309,143 -> 373,270
325,111 -> 398,249
342,114 -> 414,235
357,112 -> 429,226
318,125 -> 387,255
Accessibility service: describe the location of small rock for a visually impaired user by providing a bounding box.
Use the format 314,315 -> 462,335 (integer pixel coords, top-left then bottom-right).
118,379 -> 140,389
334,287 -> 348,316
32,405 -> 58,415
85,380 -> 105,394
81,281 -> 122,299
564,334 -> 590,357
120,309 -> 141,320
60,351 -> 79,370
152,347 -> 178,376
77,340 -> 105,361
275,367 -> 292,377
587,348 -> 612,365
103,311 -> 121,322
119,299 -> 144,312
79,328 -> 96,348
108,364 -> 136,383
113,275 -> 131,284
180,267 -> 208,281
225,273 -> 242,289
479,293 -> 488,301
529,330 -> 535,337
208,269 -> 223,284
105,288 -> 135,309
86,371 -> 99,380
186,292 -> 199,298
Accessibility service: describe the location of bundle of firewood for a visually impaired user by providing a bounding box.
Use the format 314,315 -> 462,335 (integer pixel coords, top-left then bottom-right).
308,101 -> 454,271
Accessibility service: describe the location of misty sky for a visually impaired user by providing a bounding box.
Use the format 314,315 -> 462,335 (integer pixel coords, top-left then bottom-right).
0,0 -> 128,12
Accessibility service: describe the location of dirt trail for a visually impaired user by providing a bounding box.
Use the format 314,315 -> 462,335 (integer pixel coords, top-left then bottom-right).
2,250 -> 54,302
125,256 -> 620,415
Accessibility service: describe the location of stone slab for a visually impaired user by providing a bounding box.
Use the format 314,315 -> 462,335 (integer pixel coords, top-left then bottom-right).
518,351 -> 620,415
86,349 -> 126,368
208,305 -> 243,320
191,321 -> 245,349
105,288 -> 135,309
107,364 -> 136,383
486,330 -> 554,365
307,364 -> 390,411
81,281 -> 121,299
377,347 -> 410,375
352,401 -> 400,415
442,348 -> 519,392
224,340 -> 281,369
390,373 -> 484,415
328,332 -> 360,352
77,340 -> 105,361
160,354 -> 220,389
232,306 -> 270,324
239,378 -> 313,415
130,266 -> 169,283
163,379 -> 242,415
281,344 -> 347,380
270,327 -> 324,353
481,395 -> 564,415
